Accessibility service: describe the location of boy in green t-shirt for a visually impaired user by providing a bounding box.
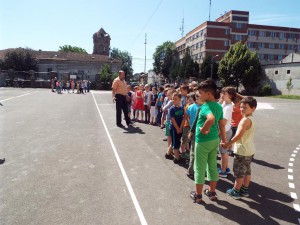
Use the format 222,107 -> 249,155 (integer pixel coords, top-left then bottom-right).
190,80 -> 226,203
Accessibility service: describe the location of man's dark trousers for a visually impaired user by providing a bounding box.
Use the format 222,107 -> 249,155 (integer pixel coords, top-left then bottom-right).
115,94 -> 130,126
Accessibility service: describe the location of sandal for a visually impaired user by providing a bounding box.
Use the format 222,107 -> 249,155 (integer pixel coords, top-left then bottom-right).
204,189 -> 218,201
190,191 -> 203,204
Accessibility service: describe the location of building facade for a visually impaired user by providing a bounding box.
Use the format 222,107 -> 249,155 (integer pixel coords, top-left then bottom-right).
176,10 -> 300,65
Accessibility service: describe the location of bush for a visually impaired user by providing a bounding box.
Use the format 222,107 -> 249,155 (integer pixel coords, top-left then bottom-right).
259,84 -> 272,96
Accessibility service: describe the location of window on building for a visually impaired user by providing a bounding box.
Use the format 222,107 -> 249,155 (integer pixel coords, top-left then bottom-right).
269,43 -> 275,49
278,55 -> 283,60
279,44 -> 285,49
247,42 -> 254,48
259,31 -> 266,37
288,44 -> 293,50
268,54 -> 274,60
235,23 -> 243,29
269,32 -> 276,38
258,42 -> 265,48
224,40 -> 229,46
47,68 -> 52,72
248,30 -> 256,36
279,32 -> 285,39
225,29 -> 230,34
287,70 -> 291,74
274,70 -> 278,75
289,33 -> 295,39
259,54 -> 264,59
235,35 -> 242,41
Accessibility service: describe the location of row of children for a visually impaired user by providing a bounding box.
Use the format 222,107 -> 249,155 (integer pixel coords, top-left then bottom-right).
51,79 -> 91,94
128,80 -> 257,203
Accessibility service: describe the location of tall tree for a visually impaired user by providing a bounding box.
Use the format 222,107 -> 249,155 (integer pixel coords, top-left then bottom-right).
218,42 -> 261,93
179,47 -> 199,80
58,45 -> 87,54
0,48 -> 37,71
111,48 -> 133,80
153,41 -> 176,78
200,56 -> 218,80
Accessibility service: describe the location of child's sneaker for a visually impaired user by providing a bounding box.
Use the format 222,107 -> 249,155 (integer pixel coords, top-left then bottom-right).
173,157 -> 182,164
226,188 -> 240,199
218,171 -> 227,178
240,186 -> 249,197
226,168 -> 231,173
181,152 -> 189,159
165,153 -> 173,160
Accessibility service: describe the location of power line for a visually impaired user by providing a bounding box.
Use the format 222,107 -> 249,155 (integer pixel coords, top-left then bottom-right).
127,0 -> 164,49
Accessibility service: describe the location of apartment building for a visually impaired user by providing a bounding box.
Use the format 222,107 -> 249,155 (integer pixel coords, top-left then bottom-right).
175,10 -> 300,65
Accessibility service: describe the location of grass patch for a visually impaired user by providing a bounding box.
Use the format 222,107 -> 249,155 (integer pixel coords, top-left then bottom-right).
270,95 -> 300,100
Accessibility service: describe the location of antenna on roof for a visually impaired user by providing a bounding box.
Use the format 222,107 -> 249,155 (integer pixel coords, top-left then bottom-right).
180,11 -> 184,38
209,0 -> 211,21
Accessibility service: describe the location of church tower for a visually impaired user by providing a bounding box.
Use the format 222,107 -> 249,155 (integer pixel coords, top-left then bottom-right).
93,28 -> 111,56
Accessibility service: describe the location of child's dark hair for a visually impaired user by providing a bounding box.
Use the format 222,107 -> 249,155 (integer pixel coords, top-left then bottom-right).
152,87 -> 157,91
222,86 -> 237,102
187,92 -> 196,102
172,91 -> 182,99
159,86 -> 164,92
198,79 -> 217,98
240,96 -> 257,108
180,86 -> 189,93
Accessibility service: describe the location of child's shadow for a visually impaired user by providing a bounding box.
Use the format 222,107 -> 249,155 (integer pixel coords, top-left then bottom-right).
0,158 -> 5,165
211,178 -> 297,224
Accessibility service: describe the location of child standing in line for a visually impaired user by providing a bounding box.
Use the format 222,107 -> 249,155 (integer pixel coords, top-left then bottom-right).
190,80 -> 226,203
222,97 -> 257,199
156,86 -> 164,127
218,87 -> 236,177
186,92 -> 203,179
127,85 -> 133,120
164,89 -> 174,159
168,92 -> 185,163
135,84 -> 145,122
131,86 -> 139,121
150,87 -> 158,125
181,93 -> 195,159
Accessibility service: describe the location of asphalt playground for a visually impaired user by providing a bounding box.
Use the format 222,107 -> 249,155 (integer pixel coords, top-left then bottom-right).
0,87 -> 300,225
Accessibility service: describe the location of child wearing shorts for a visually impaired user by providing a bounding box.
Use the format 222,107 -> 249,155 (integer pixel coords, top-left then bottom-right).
222,97 -> 257,199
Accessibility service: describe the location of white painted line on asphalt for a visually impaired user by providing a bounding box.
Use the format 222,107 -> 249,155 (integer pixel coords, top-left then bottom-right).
296,147 -> 300,150
0,91 -> 39,102
288,175 -> 294,180
91,92 -> 148,225
292,154 -> 296,157
294,150 -> 298,153
289,183 -> 295,189
288,168 -> 293,173
291,192 -> 298,199
289,163 -> 294,167
290,158 -> 295,162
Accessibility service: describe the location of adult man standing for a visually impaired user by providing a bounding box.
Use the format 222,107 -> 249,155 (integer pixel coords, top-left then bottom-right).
112,70 -> 132,128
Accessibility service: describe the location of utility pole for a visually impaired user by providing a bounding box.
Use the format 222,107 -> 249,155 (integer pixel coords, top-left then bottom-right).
144,33 -> 147,73
209,0 -> 211,21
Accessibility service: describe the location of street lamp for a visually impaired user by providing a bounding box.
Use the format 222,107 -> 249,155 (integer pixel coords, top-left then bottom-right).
210,54 -> 219,79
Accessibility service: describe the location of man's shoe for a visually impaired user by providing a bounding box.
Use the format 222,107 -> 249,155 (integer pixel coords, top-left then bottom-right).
117,124 -> 125,128
165,153 -> 173,160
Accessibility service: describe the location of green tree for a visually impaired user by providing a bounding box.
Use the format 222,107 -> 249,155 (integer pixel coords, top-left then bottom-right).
153,41 -> 176,78
58,45 -> 87,54
111,48 -> 133,80
179,47 -> 199,80
286,77 -> 293,95
218,42 -> 261,93
200,56 -> 218,80
98,63 -> 118,90
0,48 -> 37,71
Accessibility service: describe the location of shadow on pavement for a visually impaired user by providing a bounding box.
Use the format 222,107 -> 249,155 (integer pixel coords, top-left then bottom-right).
204,178 -> 297,224
123,125 -> 145,134
0,158 -> 5,165
252,158 -> 285,170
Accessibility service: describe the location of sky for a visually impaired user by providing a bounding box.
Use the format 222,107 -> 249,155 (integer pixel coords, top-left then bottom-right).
1,0 -> 300,74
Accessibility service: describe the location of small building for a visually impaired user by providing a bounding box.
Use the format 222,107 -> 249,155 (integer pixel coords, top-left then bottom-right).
262,53 -> 300,95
